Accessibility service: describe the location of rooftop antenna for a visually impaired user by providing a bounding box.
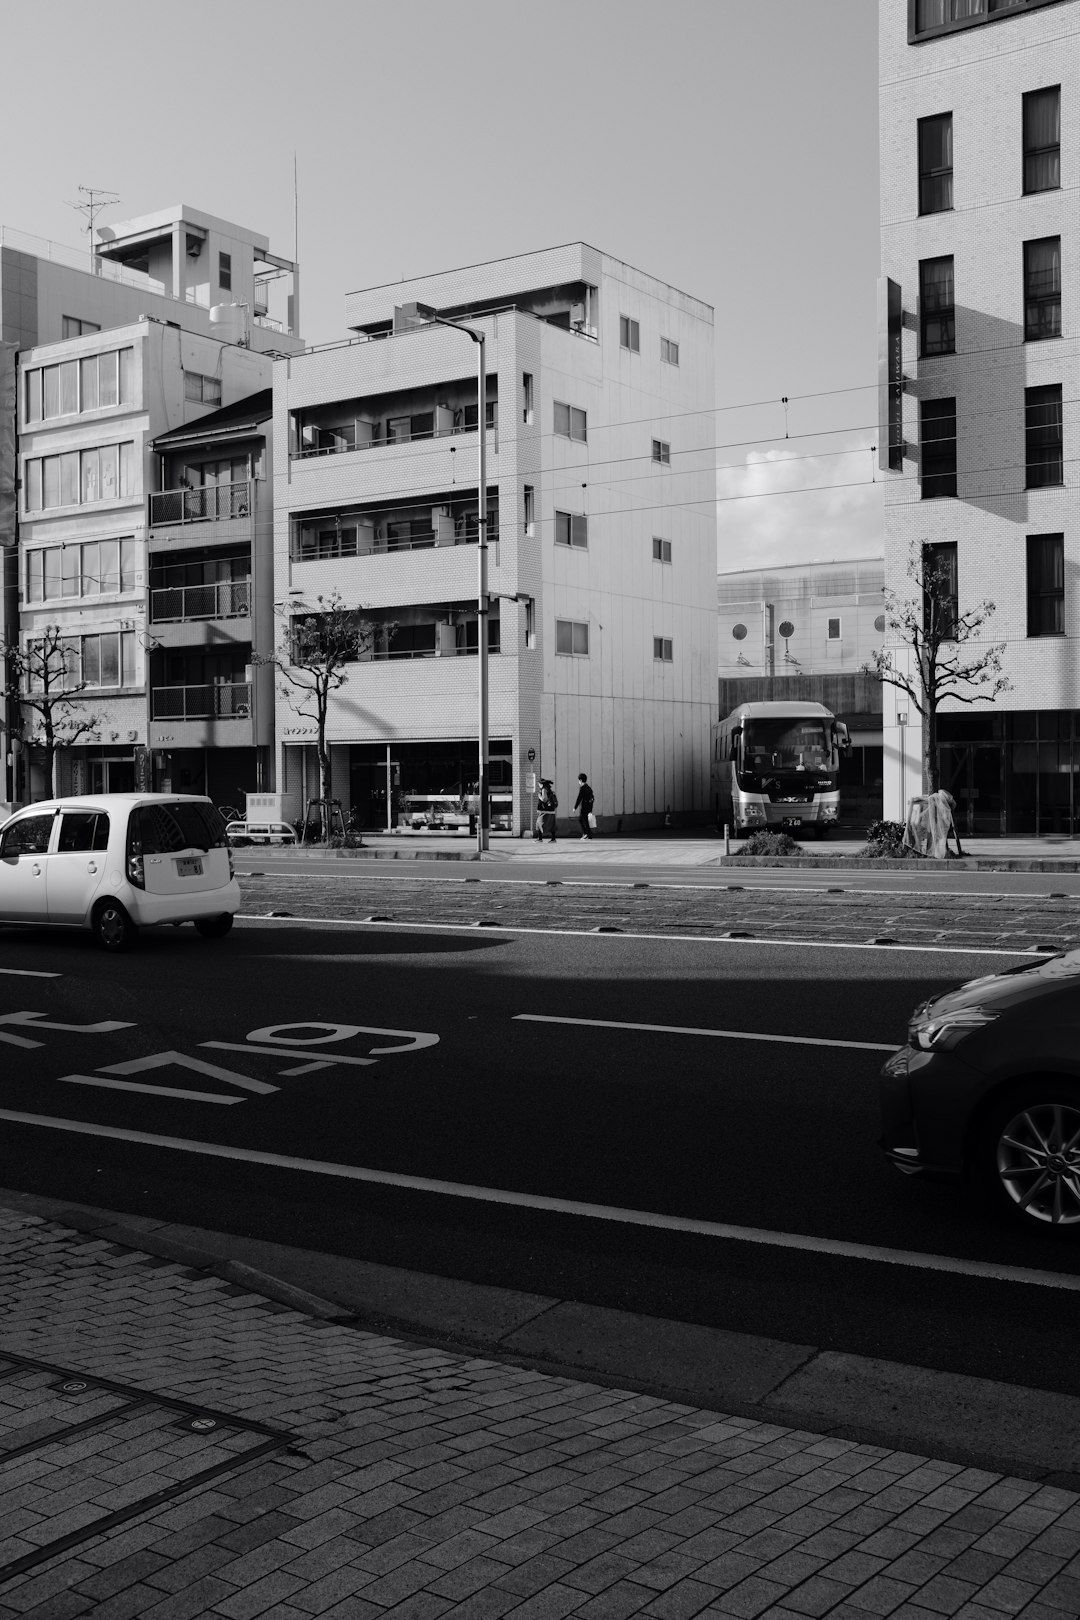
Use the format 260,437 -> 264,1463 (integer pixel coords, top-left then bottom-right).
66,185 -> 121,276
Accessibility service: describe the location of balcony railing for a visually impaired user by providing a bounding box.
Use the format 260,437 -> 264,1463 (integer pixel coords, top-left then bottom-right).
149,480 -> 252,527
151,681 -> 251,721
292,525 -> 498,562
150,579 -> 251,625
293,415 -> 497,461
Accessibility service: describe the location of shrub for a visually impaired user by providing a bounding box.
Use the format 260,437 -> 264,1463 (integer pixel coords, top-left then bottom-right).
860,819 -> 918,858
732,829 -> 804,856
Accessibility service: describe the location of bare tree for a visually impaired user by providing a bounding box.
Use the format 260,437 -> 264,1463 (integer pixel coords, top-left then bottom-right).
0,627 -> 108,799
864,543 -> 1010,795
256,591 -> 382,836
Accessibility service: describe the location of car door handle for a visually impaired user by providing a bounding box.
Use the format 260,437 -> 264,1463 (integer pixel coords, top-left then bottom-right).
87,862 -> 98,874
31,863 -> 42,877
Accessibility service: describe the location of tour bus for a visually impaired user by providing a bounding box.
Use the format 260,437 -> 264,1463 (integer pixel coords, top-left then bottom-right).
712,700 -> 851,840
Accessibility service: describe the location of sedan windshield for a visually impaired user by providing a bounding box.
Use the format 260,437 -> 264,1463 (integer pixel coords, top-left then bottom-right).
743,719 -> 831,772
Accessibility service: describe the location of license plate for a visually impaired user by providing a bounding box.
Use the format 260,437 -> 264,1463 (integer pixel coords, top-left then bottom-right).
175,856 -> 203,877
781,817 -> 802,828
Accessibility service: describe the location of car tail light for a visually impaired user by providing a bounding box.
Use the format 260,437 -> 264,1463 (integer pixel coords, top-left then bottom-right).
125,818 -> 145,888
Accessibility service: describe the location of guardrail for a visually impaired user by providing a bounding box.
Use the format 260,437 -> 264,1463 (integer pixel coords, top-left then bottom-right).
151,681 -> 251,720
149,480 -> 252,526
150,580 -> 251,624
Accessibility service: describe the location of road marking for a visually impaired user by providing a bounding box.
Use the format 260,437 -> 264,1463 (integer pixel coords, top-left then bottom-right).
513,1013 -> 897,1053
236,914 -> 1029,958
57,1076 -> 242,1104
0,969 -> 62,978
1,1107 -> 1079,1294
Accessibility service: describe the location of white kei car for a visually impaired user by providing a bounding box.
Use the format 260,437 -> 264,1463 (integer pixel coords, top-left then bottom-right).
0,793 -> 242,951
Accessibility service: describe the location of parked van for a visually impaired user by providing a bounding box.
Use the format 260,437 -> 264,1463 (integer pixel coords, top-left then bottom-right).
0,794 -> 241,951
225,819 -> 297,846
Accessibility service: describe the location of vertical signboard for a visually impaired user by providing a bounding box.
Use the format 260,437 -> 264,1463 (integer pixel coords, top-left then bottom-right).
877,277 -> 904,472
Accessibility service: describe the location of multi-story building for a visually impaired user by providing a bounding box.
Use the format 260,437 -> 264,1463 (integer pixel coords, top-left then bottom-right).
273,244 -> 717,834
10,204 -> 301,802
717,557 -> 886,824
879,0 -> 1079,834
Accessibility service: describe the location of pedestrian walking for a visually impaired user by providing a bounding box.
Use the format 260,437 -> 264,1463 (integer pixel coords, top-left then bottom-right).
574,772 -> 595,839
535,779 -> 558,843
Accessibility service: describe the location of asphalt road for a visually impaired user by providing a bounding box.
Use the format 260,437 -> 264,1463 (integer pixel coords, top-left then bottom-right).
1,904 -> 1079,1406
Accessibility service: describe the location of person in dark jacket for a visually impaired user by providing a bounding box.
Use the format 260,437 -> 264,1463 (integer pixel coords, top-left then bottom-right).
536,780 -> 558,842
574,773 -> 594,839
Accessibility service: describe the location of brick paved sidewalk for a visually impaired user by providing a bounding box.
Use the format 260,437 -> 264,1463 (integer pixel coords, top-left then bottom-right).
0,1209 -> 1078,1620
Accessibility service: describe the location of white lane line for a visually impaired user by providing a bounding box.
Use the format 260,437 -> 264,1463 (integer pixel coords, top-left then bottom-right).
0,968 -> 62,978
513,1013 -> 897,1053
1,1106 -> 1078,1294
235,914 -> 1029,958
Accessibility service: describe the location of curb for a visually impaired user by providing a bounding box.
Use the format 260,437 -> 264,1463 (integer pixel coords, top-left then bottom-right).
5,1187 -> 1080,1492
721,855 -> 1080,871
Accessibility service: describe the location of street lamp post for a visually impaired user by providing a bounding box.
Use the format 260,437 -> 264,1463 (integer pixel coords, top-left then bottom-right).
415,304 -> 489,854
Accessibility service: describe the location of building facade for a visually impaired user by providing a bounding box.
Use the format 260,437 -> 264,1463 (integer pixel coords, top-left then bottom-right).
8,205 -> 300,805
717,557 -> 886,824
273,244 -> 717,834
880,0 -> 1080,834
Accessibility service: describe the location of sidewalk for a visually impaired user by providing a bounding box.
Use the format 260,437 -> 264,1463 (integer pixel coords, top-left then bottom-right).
2,1199 -> 1079,1620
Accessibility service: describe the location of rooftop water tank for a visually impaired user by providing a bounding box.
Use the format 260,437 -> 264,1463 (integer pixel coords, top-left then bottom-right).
209,303 -> 250,346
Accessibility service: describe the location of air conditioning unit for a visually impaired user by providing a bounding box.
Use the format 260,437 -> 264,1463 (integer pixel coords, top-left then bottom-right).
432,506 -> 455,546
570,303 -> 586,327
436,623 -> 457,656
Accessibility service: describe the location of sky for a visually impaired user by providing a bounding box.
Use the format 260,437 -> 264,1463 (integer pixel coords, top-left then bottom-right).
1,0 -> 882,572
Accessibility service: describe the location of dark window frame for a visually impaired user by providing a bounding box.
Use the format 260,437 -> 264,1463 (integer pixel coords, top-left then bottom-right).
920,397 -> 958,498
219,251 -> 232,292
918,113 -> 953,215
1026,532 -> 1065,636
1026,384 -> 1064,489
1024,237 -> 1061,341
910,0 -> 1063,44
923,541 -> 959,641
920,255 -> 956,356
1023,85 -> 1061,195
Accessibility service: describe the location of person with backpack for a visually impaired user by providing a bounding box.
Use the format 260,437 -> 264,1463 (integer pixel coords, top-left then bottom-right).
574,772 -> 595,840
535,779 -> 558,842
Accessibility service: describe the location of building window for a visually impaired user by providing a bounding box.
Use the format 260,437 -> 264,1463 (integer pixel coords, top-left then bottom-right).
1024,86 -> 1060,193
1026,384 -> 1063,487
184,371 -> 222,406
660,336 -> 679,366
920,398 -> 957,498
828,618 -> 842,640
620,315 -> 640,353
26,538 -> 139,604
219,252 -> 232,292
652,537 -> 672,563
61,316 -> 100,340
1027,533 -> 1065,635
524,485 -> 535,536
24,443 -> 136,512
652,439 -> 671,465
23,347 -> 134,422
918,113 -> 953,214
37,631 -> 137,691
523,373 -> 534,424
920,257 -> 955,356
556,619 -> 589,656
1025,237 -> 1061,340
653,637 -> 673,662
555,511 -> 588,548
923,541 -> 958,639
554,401 -> 587,442
913,1 -> 1056,40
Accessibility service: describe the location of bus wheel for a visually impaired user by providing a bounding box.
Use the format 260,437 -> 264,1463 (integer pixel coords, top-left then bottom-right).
815,823 -> 829,842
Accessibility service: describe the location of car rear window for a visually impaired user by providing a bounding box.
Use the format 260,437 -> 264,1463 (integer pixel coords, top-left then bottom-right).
134,802 -> 226,855
58,812 -> 110,853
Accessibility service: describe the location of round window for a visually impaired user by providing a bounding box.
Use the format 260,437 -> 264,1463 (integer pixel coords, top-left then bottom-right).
778,620 -> 795,640
732,623 -> 747,641
875,614 -> 886,633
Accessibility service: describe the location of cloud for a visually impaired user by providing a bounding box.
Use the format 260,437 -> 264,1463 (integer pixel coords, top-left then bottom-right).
716,443 -> 884,570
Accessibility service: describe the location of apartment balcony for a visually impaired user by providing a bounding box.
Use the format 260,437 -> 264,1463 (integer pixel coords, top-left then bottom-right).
149,579 -> 252,649
290,539 -> 487,611
148,681 -> 253,749
148,480 -> 255,552
286,430 -> 493,508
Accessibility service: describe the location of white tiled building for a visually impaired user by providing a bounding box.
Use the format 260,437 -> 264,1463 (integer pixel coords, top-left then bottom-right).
11,205 -> 301,802
880,0 -> 1080,834
273,244 -> 717,834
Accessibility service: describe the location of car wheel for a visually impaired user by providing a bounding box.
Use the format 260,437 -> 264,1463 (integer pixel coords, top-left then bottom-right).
815,823 -> 828,842
977,1081 -> 1080,1229
194,914 -> 234,939
92,899 -> 136,952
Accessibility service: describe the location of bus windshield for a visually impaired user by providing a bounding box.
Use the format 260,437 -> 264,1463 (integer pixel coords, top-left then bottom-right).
743,718 -> 831,774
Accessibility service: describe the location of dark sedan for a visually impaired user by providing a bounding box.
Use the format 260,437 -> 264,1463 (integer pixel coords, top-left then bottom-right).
880,950 -> 1080,1230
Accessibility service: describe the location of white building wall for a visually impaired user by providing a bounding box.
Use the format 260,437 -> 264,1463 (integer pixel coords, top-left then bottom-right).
880,0 -> 1080,822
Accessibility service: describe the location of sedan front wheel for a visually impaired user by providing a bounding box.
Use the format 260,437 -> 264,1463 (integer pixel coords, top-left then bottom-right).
978,1082 -> 1080,1229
